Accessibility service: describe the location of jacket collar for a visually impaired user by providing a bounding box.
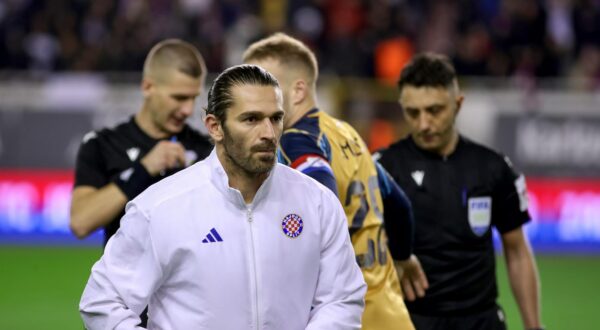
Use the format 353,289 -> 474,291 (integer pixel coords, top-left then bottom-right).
207,148 -> 277,210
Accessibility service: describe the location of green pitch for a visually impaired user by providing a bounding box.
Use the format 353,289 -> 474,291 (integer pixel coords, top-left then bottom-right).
496,254 -> 600,329
0,247 -> 102,330
0,246 -> 598,329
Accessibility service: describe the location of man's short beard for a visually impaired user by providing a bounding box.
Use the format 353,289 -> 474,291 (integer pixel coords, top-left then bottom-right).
222,125 -> 276,176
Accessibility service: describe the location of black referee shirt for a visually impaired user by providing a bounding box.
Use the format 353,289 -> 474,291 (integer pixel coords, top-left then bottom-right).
74,116 -> 213,245
378,135 -> 530,316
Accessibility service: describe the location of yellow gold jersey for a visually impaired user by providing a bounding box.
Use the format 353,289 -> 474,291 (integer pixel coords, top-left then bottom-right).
279,109 -> 414,330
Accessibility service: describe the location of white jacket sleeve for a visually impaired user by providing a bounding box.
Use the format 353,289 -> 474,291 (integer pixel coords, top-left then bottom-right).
306,192 -> 367,330
80,203 -> 163,330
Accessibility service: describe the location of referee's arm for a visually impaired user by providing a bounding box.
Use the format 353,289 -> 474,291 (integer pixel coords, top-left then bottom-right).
70,140 -> 185,238
70,185 -> 128,238
502,227 -> 543,330
70,135 -> 129,239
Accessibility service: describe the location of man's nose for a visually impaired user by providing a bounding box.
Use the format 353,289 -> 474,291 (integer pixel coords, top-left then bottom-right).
417,113 -> 431,132
180,99 -> 195,116
260,118 -> 276,140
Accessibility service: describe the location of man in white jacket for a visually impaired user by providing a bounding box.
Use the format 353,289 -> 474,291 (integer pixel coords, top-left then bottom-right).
79,64 -> 367,330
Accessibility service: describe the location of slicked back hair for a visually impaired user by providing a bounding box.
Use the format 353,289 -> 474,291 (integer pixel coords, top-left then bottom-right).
143,39 -> 206,83
206,64 -> 280,124
242,32 -> 318,85
398,53 -> 458,92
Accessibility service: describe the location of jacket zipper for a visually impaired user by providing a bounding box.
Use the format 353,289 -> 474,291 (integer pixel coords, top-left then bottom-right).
247,207 -> 260,330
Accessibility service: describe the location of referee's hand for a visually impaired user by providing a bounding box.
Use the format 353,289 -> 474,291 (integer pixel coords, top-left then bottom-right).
394,254 -> 429,301
141,140 -> 187,176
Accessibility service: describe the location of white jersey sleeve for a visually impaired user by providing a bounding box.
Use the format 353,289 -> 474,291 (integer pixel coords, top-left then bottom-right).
80,203 -> 162,330
306,191 -> 367,330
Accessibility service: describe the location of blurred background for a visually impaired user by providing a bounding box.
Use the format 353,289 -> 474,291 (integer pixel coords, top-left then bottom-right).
0,0 -> 599,329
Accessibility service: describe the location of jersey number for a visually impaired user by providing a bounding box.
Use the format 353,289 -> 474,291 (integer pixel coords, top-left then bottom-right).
345,176 -> 387,268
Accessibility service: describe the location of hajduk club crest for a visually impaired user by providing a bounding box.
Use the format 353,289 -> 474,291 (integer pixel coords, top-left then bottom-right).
282,214 -> 303,238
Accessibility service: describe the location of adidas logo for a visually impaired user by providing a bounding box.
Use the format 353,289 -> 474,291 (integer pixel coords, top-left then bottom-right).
202,228 -> 223,243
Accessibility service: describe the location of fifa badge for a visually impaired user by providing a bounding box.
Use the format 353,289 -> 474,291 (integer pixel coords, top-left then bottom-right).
468,197 -> 492,236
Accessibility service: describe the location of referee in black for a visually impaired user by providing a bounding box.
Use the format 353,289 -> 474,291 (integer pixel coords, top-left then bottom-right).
69,39 -> 212,326
377,53 -> 543,330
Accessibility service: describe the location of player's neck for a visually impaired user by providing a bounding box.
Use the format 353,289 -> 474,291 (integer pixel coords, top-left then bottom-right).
229,174 -> 266,204
135,110 -> 168,139
438,131 -> 460,157
285,99 -> 316,129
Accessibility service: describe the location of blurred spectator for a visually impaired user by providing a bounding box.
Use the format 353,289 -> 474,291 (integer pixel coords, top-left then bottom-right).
24,11 -> 60,72
569,44 -> 600,90
0,0 -> 599,82
572,0 -> 600,53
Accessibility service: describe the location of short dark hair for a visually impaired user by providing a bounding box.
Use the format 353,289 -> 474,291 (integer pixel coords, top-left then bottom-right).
143,39 -> 206,82
206,64 -> 280,123
398,53 -> 457,92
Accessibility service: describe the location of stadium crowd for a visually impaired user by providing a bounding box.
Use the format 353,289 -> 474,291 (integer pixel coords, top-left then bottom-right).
0,0 -> 599,85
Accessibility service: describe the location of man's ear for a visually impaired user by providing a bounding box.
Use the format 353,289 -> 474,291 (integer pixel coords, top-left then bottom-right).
141,78 -> 153,98
205,114 -> 224,142
455,94 -> 465,115
290,79 -> 308,105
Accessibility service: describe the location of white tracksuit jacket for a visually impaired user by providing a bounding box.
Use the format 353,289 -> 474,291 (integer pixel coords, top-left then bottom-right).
80,150 -> 366,330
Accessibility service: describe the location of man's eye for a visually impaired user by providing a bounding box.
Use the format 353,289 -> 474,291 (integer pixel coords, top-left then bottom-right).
173,96 -> 189,102
272,115 -> 283,122
245,116 -> 257,123
429,106 -> 444,114
406,110 -> 419,118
